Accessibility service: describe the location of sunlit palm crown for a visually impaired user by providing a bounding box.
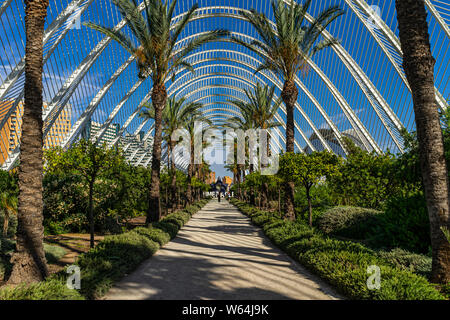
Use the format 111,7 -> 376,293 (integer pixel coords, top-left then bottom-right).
0,0 -> 449,170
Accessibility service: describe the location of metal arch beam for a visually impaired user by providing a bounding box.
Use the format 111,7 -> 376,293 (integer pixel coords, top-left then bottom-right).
140,108 -> 287,169
168,64 -> 331,152
106,64 -> 316,153
95,34 -> 238,147
167,73 -> 315,152
35,6 -> 392,156
0,2 -> 409,170
425,0 -> 450,40
305,58 -> 380,153
171,46 -> 378,153
345,0 -> 447,111
91,78 -> 146,144
178,48 -> 378,152
0,0 -> 12,17
200,112 -> 289,164
60,56 -> 135,149
172,76 -> 315,153
196,103 -> 286,152
136,98 -> 287,155
201,111 -> 286,154
57,7 -> 404,155
102,89 -> 151,147
45,6 -> 395,147
37,0 -> 154,134
180,90 -> 299,152
0,0 -> 93,101
0,0 -> 95,158
168,7 -> 405,150
34,7 -> 229,148
179,59 -> 351,153
141,90 -> 302,154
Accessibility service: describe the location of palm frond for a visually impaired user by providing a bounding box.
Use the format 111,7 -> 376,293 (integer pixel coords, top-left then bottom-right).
83,22 -> 137,56
112,0 -> 150,50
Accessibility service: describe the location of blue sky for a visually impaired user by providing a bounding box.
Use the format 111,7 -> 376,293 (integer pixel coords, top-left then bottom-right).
0,0 -> 449,176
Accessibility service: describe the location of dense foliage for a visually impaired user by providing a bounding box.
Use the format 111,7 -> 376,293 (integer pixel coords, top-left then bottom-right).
0,199 -> 209,300
234,126 -> 445,256
231,199 -> 444,300
44,140 -> 151,236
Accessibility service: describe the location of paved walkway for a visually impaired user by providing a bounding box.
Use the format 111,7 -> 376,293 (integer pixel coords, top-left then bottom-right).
105,200 -> 342,300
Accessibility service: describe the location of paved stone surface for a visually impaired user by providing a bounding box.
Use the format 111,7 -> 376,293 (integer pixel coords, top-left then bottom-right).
104,200 -> 342,300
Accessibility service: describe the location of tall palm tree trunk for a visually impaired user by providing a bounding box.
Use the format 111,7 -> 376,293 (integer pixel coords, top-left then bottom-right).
88,178 -> 95,248
249,163 -> 256,206
187,142 -> 194,204
281,80 -> 298,221
169,141 -> 177,211
395,0 -> 450,283
147,83 -> 167,224
261,132 -> 270,209
8,0 -> 49,285
236,167 -> 241,199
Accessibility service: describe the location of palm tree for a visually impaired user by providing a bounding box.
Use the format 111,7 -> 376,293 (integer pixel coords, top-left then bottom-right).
184,116 -> 212,204
1,191 -> 17,237
233,0 -> 344,219
224,137 -> 243,200
140,95 -> 203,210
85,0 -> 228,223
226,110 -> 257,205
395,0 -> 450,283
8,0 -> 50,285
229,83 -> 282,208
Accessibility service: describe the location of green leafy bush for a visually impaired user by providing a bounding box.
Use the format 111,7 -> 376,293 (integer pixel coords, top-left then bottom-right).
230,199 -> 444,300
77,231 -> 160,299
376,248 -> 431,277
0,211 -> 17,239
0,278 -> 84,300
368,193 -> 430,254
0,236 -> 14,281
317,206 -> 382,239
152,221 -> 180,239
132,227 -> 171,246
0,199 -> 209,300
43,243 -> 67,264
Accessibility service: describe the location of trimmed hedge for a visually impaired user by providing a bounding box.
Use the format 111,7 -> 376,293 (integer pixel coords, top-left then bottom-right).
0,199 -> 210,300
230,198 -> 445,300
376,248 -> 431,278
317,206 -> 382,239
0,277 -> 84,300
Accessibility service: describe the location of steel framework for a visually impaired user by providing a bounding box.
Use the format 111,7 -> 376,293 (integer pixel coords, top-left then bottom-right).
0,0 -> 449,171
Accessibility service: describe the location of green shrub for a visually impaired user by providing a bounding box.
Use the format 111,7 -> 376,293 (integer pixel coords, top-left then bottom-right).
0,278 -> 84,300
440,283 -> 450,299
251,211 -> 277,227
0,199 -> 210,300
0,236 -> 14,281
0,211 -> 17,238
77,231 -> 160,299
132,227 -> 171,246
376,248 -> 431,277
317,206 -> 382,239
368,193 -> 430,254
44,220 -> 69,235
152,221 -> 180,239
231,201 -> 444,300
43,243 -> 67,264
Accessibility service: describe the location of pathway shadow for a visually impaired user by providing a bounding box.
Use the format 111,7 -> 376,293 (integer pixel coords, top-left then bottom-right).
105,202 -> 342,300
109,255 -> 308,300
